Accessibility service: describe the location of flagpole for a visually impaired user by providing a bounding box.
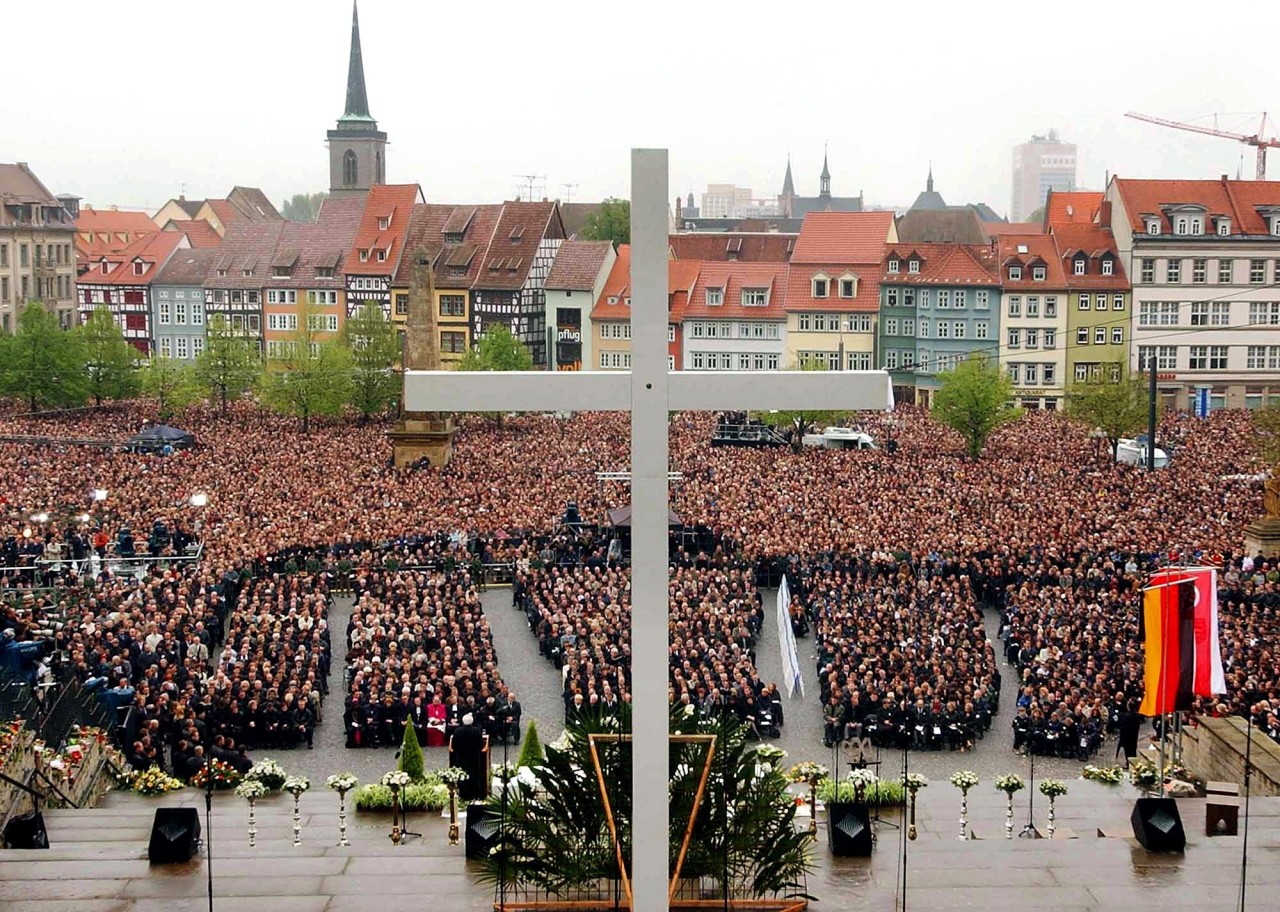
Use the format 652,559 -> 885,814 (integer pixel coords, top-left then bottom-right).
1239,714 -> 1253,912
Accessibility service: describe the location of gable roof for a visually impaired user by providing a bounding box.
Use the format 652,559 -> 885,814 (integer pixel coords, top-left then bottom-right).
1050,224 -> 1129,290
79,231 -> 187,287
545,239 -> 613,291
591,244 -> 632,321
343,184 -> 423,276
668,232 -> 796,263
559,202 -> 603,239
204,221 -> 287,289
896,208 -> 986,245
160,219 -> 222,248
76,206 -> 158,261
472,201 -> 563,291
1111,178 -> 1280,235
226,187 -> 283,223
684,262 -> 789,320
272,195 -> 365,289
153,245 -> 224,286
792,211 -> 895,264
1044,191 -> 1103,229
996,234 -> 1068,287
882,243 -> 1000,286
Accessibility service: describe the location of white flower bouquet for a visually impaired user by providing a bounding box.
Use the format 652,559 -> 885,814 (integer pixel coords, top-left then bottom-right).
284,775 -> 311,796
994,774 -> 1025,794
326,773 -> 359,793
245,758 -> 288,791
904,773 -> 929,790
786,761 -> 830,786
437,767 -> 470,785
1039,779 -> 1068,799
235,779 -> 267,800
1082,765 -> 1123,785
380,770 -> 411,789
847,768 -> 879,789
950,770 -> 980,791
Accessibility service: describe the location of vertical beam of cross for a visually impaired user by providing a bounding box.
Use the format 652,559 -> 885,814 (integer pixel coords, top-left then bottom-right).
629,149 -> 669,912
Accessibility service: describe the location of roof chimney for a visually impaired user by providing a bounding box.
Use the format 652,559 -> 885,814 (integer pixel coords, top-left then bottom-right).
1099,200 -> 1112,229
1221,174 -> 1230,183
674,195 -> 682,223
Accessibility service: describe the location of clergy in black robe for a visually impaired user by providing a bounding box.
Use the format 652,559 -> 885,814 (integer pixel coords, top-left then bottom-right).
449,714 -> 489,802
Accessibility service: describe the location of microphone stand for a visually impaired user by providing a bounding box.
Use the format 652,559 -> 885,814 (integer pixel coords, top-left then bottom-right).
1018,747 -> 1039,838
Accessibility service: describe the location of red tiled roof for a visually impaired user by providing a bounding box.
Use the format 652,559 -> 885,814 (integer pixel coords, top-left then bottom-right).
684,262 -> 789,320
1044,191 -> 1103,229
76,206 -> 158,260
882,243 -> 1000,285
783,262 -> 881,313
668,232 -> 796,263
472,201 -> 564,291
205,200 -> 241,228
204,222 -> 287,289
1111,178 -> 1280,235
273,196 -> 365,289
78,231 -> 186,287
545,240 -> 613,291
1050,224 -> 1130,290
591,245 -> 632,321
667,260 -> 701,323
163,219 -> 222,248
791,211 -> 894,264
981,221 -> 1044,238
996,234 -> 1069,288
390,203 -> 456,284
153,246 -> 224,286
343,184 -> 423,276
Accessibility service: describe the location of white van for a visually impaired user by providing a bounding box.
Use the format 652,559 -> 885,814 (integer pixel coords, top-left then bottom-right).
1116,438 -> 1169,468
813,427 -> 877,450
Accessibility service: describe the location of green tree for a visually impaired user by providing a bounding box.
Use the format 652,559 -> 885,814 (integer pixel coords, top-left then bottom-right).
932,352 -> 1020,459
257,306 -> 354,432
397,722 -> 426,783
760,359 -> 844,453
0,303 -> 88,411
342,302 -> 400,419
195,314 -> 261,414
579,198 -> 630,247
1066,361 -> 1151,459
280,192 -> 328,222
141,356 -> 201,420
76,306 -> 141,405
456,325 -> 533,427
515,719 -> 543,770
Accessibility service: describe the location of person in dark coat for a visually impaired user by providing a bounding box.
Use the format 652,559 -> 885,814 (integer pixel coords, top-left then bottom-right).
449,713 -> 489,802
1117,699 -> 1142,767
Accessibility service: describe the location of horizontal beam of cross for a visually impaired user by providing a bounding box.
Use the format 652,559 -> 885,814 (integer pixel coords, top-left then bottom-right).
403,369 -> 895,413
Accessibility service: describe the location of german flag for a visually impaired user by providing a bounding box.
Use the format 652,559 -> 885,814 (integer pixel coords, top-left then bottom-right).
1139,568 -> 1226,717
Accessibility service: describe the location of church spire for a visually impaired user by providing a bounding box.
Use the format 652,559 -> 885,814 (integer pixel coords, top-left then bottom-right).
927,162 -> 934,193
781,154 -> 795,198
342,0 -> 372,121
819,144 -> 831,197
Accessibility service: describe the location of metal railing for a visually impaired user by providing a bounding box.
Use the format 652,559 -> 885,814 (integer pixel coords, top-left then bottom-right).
0,542 -> 205,587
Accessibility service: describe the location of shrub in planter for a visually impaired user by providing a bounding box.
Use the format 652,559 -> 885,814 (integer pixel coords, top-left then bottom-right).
816,778 -> 905,807
398,724 -> 426,782
354,782 -> 449,812
516,720 -> 543,770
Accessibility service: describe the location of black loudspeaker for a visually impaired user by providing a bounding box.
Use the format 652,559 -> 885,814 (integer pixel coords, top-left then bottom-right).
1130,797 -> 1186,852
827,802 -> 873,856
3,810 -> 49,849
465,803 -> 500,860
148,807 -> 201,864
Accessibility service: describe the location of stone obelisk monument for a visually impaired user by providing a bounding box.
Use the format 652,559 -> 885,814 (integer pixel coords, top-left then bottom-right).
387,248 -> 457,468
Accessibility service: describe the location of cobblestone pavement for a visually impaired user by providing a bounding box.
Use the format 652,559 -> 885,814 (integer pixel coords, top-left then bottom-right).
265,588 -> 1116,787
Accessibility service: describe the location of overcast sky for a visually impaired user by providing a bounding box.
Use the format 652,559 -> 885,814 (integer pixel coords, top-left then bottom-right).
7,0 -> 1277,217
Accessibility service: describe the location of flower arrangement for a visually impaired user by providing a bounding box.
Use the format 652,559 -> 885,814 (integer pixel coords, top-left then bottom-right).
786,761 -> 830,786
755,745 -> 787,763
1082,765 -> 1124,784
235,779 -> 267,800
133,765 -> 184,796
904,773 -> 929,791
817,779 -> 906,806
283,775 -> 311,795
326,773 -> 359,793
1128,757 -> 1162,792
1038,779 -> 1068,799
354,782 -> 450,812
380,770 -> 411,789
192,758 -> 244,790
994,774 -> 1025,794
245,758 -> 288,791
949,770 -> 979,791
436,766 -> 470,786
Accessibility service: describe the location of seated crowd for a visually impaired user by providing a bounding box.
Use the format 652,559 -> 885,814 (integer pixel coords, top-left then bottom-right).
2,399 -> 1279,762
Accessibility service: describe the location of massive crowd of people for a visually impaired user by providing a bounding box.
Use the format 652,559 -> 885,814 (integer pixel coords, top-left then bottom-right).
1,398 -> 1278,765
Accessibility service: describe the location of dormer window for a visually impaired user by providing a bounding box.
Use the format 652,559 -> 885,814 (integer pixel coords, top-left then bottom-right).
132,260 -> 145,276
273,265 -> 291,278
100,260 -> 110,275
1175,217 -> 1188,235
1145,217 -> 1161,235
812,277 -> 829,298
377,248 -> 388,262
378,216 -> 391,231
1008,266 -> 1022,280
1073,258 -> 1085,276
242,268 -> 252,277
359,250 -> 369,263
1033,266 -> 1047,281
741,288 -> 767,307
509,226 -> 525,243
907,258 -> 920,274
607,295 -> 619,305
706,287 -> 723,306
839,277 -> 856,298
1272,217 -> 1280,236
216,268 -> 227,277
317,266 -> 334,278
1217,218 -> 1231,236
1102,259 -> 1114,276
888,258 -> 900,274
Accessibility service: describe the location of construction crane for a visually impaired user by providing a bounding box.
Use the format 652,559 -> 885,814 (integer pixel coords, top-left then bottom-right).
1125,111 -> 1280,180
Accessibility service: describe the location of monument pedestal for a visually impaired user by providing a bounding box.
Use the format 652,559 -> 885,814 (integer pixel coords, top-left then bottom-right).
1244,517 -> 1280,558
388,415 -> 457,469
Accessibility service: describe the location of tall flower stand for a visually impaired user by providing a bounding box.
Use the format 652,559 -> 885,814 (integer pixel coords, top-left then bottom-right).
234,779 -> 267,849
390,784 -> 404,846
248,798 -> 258,848
1038,780 -> 1068,841
1047,795 -> 1057,839
958,789 -> 970,841
994,776 -> 1025,841
326,774 -> 358,847
808,783 -> 818,838
447,782 -> 460,846
904,774 -> 927,841
1005,793 -> 1015,839
284,776 -> 311,848
907,788 -> 919,841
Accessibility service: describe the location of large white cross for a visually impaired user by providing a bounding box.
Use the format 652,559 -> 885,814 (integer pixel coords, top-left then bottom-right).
406,149 -> 892,911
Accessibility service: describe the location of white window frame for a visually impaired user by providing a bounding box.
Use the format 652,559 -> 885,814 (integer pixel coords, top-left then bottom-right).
1102,259 -> 1114,276
158,301 -> 171,325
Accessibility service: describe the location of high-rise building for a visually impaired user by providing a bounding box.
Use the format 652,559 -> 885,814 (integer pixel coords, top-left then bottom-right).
327,1 -> 387,198
1011,130 -> 1076,222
